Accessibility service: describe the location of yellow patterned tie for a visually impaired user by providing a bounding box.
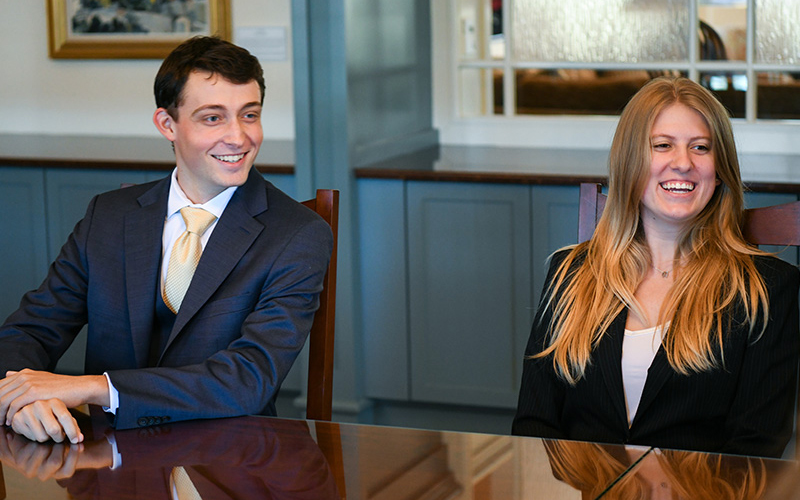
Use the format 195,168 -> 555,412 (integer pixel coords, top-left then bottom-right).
170,466 -> 203,500
163,207 -> 217,314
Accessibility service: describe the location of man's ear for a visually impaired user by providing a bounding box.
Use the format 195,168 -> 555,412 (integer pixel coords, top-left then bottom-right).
153,108 -> 176,141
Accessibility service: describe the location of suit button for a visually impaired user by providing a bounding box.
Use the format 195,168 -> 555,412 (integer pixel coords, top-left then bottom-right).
137,417 -> 149,427
153,417 -> 162,425
147,417 -> 157,426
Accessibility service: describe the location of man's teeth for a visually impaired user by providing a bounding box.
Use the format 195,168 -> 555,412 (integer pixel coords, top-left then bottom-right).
660,181 -> 695,192
213,154 -> 245,163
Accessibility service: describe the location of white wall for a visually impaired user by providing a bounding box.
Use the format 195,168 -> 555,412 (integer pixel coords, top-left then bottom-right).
0,0 -> 294,140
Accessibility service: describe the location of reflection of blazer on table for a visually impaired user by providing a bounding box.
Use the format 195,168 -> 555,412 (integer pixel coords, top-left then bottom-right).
0,169 -> 333,430
513,250 -> 800,458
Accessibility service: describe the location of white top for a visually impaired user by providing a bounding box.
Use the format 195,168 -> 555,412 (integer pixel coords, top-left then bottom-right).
621,323 -> 667,425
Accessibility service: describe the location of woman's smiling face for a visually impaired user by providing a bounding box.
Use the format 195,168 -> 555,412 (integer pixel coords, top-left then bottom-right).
640,102 -> 720,233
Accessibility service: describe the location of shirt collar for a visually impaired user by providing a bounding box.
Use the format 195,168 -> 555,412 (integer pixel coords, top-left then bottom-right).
166,168 -> 237,220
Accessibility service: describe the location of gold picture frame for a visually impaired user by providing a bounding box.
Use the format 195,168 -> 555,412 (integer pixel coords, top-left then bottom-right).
47,0 -> 231,59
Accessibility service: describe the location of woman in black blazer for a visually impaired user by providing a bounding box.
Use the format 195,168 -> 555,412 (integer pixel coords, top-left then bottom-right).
513,77 -> 800,458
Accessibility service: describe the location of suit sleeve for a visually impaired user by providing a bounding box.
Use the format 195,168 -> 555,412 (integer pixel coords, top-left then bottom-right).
0,197 -> 95,374
721,258 -> 800,458
512,250 -> 571,439
107,216 -> 333,430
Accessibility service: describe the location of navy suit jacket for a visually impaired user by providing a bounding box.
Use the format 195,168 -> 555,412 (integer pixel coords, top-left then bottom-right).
0,169 -> 333,430
513,250 -> 800,458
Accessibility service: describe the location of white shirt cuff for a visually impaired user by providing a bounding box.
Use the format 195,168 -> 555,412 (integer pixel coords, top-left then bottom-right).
102,372 -> 119,415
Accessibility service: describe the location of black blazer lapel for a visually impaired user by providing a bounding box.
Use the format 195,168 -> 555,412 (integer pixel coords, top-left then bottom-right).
167,170 -> 268,344
124,179 -> 170,368
595,309 -> 631,429
631,339 -> 673,425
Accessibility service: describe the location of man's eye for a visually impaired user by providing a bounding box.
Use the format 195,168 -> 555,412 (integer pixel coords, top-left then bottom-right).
243,112 -> 260,120
204,116 -> 221,123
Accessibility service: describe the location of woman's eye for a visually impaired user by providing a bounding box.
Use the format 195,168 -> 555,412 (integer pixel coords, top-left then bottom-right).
653,143 -> 670,150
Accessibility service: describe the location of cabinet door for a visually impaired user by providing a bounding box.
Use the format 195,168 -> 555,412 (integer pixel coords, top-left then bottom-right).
530,185 -> 580,309
407,182 -> 531,408
0,168 -> 48,323
360,179 -> 410,400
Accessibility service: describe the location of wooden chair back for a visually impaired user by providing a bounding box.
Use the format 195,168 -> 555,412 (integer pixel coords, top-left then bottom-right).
578,182 -> 800,247
302,189 -> 340,421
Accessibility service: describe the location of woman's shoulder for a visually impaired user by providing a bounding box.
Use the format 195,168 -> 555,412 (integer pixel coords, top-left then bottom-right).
549,245 -> 586,268
752,254 -> 800,288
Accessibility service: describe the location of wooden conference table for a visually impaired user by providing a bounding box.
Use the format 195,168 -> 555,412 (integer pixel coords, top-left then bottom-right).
0,408 -> 798,499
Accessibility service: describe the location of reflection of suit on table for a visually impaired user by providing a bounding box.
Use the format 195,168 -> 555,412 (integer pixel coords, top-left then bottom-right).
0,169 -> 333,429
60,415 -> 340,499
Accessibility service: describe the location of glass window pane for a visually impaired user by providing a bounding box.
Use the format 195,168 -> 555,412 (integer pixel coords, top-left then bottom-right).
491,0 -> 505,60
493,69 -> 504,115
700,72 -> 746,118
514,69 -> 659,116
512,0 -> 690,63
757,72 -> 800,119
698,1 -> 747,62
756,0 -> 800,64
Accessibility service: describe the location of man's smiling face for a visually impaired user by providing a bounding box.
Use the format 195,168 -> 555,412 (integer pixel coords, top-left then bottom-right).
153,70 -> 263,204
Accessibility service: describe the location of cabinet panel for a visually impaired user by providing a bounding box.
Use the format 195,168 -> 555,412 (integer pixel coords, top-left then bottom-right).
408,182 -> 531,408
0,168 -> 48,323
530,185 -> 580,308
360,180 -> 410,400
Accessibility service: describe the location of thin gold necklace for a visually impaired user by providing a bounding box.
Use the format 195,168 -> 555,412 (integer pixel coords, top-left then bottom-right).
653,264 -> 672,278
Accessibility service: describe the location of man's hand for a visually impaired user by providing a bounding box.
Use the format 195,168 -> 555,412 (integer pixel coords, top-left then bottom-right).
0,369 -> 110,443
10,400 -> 83,443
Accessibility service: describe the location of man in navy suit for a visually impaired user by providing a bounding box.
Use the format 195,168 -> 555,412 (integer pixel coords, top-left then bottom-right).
0,36 -> 332,444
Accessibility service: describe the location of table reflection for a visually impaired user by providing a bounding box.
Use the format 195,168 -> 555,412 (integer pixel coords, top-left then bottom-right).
0,411 -> 339,499
1,412 -> 799,500
544,439 -> 798,500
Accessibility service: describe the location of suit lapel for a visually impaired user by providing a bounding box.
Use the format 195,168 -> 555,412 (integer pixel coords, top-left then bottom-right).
631,332 -> 673,424
124,179 -> 170,368
166,170 -> 268,345
595,308 -> 630,429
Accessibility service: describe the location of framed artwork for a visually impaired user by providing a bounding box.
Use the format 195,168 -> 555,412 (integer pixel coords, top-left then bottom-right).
46,0 -> 231,59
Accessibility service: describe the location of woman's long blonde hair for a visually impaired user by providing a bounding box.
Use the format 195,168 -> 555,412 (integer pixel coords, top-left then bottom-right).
540,76 -> 769,384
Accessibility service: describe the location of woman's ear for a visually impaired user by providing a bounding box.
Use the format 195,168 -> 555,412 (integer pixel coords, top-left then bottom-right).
153,108 -> 176,141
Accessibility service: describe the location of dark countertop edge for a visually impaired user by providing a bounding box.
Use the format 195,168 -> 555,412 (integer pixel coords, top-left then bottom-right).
354,167 -> 800,193
0,156 -> 294,175
354,167 -> 607,186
